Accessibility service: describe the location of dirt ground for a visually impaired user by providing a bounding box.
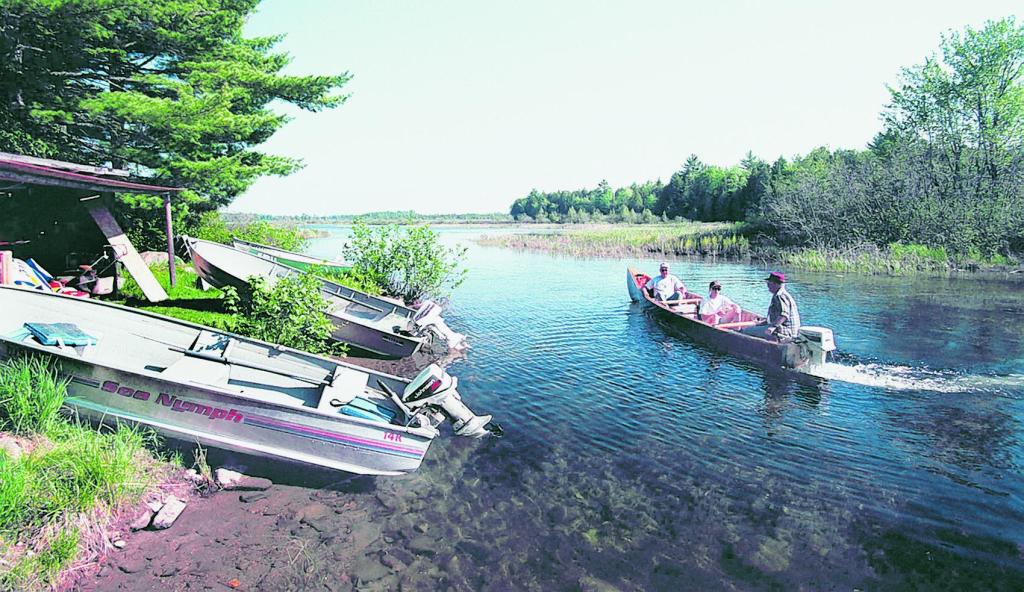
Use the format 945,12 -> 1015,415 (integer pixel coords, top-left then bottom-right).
77,344 -> 458,592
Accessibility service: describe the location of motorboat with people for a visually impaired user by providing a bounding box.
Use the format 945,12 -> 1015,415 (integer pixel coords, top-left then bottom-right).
626,267 -> 836,370
0,286 -> 498,475
231,237 -> 351,274
185,237 -> 466,358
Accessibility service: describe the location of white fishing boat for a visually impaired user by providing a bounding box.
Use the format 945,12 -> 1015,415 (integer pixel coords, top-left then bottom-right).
185,237 -> 466,358
232,237 -> 351,274
0,286 -> 498,475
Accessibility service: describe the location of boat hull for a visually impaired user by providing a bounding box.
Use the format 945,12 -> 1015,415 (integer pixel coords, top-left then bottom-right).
187,238 -> 422,358
0,288 -> 434,475
627,268 -> 809,370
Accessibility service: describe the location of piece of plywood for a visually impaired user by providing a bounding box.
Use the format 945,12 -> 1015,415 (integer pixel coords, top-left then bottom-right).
84,201 -> 168,302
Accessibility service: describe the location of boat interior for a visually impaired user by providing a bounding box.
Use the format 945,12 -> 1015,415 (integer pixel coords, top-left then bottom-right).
0,288 -> 409,424
632,271 -> 763,331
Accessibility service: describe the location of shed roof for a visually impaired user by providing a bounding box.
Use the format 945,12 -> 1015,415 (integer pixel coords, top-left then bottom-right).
0,152 -> 183,195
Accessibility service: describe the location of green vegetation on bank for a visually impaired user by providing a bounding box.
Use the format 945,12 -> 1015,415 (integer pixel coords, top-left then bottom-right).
0,358 -> 168,591
478,223 -> 750,259
507,18 -> 1024,271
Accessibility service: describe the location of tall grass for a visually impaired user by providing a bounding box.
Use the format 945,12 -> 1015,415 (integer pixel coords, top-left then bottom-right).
479,222 -> 751,258
0,358 -> 159,590
776,242 -> 1020,275
0,357 -> 66,436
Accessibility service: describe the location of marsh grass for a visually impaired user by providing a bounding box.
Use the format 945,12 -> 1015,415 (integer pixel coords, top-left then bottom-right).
479,222 -> 751,258
777,242 -> 1021,274
0,358 -> 163,590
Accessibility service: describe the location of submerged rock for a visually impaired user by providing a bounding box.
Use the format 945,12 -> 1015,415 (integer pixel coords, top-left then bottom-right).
152,496 -> 187,529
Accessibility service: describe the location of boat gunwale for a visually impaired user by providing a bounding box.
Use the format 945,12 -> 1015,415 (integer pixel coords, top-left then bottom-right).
231,236 -> 350,268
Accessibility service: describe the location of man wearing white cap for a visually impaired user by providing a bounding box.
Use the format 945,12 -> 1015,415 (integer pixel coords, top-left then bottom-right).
644,261 -> 687,302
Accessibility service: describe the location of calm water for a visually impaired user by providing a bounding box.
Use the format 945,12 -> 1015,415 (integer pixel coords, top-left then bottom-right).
307,226 -> 1024,590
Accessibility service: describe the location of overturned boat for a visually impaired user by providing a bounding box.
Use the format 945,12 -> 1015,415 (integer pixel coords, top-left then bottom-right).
0,286 -> 497,475
231,237 -> 351,274
185,237 -> 466,358
627,268 -> 835,371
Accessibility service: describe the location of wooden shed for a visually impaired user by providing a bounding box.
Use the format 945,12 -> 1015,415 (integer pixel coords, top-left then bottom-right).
0,152 -> 183,302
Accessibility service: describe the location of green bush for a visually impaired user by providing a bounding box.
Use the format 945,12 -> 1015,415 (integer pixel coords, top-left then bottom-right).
236,275 -> 344,356
194,211 -> 308,252
343,220 -> 467,302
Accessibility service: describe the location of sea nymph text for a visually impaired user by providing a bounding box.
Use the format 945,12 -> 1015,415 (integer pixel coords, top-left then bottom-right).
98,380 -> 244,422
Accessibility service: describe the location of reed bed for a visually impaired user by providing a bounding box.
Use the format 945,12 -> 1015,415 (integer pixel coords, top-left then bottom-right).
775,243 -> 1020,275
0,357 -> 168,591
478,223 -> 751,258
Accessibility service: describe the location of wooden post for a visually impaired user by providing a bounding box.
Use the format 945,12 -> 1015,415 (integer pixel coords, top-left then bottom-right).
164,192 -> 176,288
85,196 -> 168,302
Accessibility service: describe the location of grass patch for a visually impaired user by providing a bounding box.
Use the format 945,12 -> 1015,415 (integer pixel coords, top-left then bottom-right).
478,222 -> 751,258
0,358 -> 165,590
776,242 -> 1022,275
116,264 -> 238,330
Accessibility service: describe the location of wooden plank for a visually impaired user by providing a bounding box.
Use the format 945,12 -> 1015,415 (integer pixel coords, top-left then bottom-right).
84,200 -> 168,303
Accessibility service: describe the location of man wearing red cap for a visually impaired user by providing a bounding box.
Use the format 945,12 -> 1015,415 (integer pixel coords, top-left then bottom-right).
761,271 -> 800,340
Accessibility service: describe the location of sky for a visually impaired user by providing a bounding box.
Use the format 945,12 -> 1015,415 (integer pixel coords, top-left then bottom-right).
231,0 -> 1022,216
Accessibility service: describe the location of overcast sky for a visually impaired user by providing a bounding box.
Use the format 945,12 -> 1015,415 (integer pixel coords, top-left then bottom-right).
230,0 -> 1021,215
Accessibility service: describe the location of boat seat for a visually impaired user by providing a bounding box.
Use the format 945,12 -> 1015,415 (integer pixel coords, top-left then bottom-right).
717,320 -> 760,330
316,366 -> 369,413
162,355 -> 230,386
668,297 -> 702,306
188,329 -> 234,359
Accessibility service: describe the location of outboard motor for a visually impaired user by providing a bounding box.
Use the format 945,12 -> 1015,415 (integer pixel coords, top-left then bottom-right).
401,364 -> 498,437
798,326 -> 836,367
413,300 -> 468,350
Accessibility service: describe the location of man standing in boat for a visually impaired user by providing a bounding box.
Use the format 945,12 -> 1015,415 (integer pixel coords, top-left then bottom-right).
645,262 -> 687,301
760,272 -> 800,341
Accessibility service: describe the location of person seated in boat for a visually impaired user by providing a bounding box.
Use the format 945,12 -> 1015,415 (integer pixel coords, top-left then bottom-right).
752,271 -> 801,341
645,262 -> 687,302
699,280 -> 741,325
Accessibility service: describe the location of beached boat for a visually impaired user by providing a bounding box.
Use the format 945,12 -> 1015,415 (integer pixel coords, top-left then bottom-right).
626,268 -> 835,370
232,237 -> 351,274
185,237 -> 428,358
0,286 -> 497,475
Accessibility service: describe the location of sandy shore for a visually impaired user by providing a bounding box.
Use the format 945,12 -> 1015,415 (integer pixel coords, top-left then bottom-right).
77,343 -> 455,592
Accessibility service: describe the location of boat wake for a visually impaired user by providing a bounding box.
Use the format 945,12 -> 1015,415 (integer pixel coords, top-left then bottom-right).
801,361 -> 1024,395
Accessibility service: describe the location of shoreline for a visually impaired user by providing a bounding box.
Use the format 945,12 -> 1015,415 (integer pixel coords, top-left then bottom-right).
476,231 -> 1024,279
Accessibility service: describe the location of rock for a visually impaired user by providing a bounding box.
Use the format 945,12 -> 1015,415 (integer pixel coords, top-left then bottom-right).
389,548 -> 414,566
239,491 -> 269,503
129,509 -> 154,531
0,435 -> 23,461
153,562 -> 181,577
298,502 -> 332,522
140,251 -> 184,266
97,565 -> 110,577
152,495 -> 187,529
407,536 -> 437,557
215,468 -> 272,491
352,555 -> 390,584
112,539 -> 126,549
413,522 -> 429,534
145,499 -> 164,513
118,557 -> 148,574
578,575 -> 621,592
380,553 -> 408,572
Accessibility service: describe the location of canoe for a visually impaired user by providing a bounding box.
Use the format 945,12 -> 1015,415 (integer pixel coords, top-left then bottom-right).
0,286 -> 496,475
185,237 -> 424,359
232,237 -> 351,274
626,268 -> 835,370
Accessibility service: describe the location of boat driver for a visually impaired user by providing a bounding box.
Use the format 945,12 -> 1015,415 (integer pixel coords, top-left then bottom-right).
645,262 -> 687,301
760,272 -> 800,341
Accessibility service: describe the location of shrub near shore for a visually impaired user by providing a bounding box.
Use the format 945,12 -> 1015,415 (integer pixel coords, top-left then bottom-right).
0,358 -> 171,591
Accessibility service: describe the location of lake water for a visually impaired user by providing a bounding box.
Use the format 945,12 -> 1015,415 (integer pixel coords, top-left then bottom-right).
306,225 -> 1024,590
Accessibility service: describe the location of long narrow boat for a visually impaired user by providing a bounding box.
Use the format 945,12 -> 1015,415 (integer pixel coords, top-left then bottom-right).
232,237 -> 351,274
185,237 -> 424,358
0,287 -> 496,475
626,268 -> 835,370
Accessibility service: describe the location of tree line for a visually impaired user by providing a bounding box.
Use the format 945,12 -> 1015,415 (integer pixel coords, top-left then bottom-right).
511,17 -> 1024,259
